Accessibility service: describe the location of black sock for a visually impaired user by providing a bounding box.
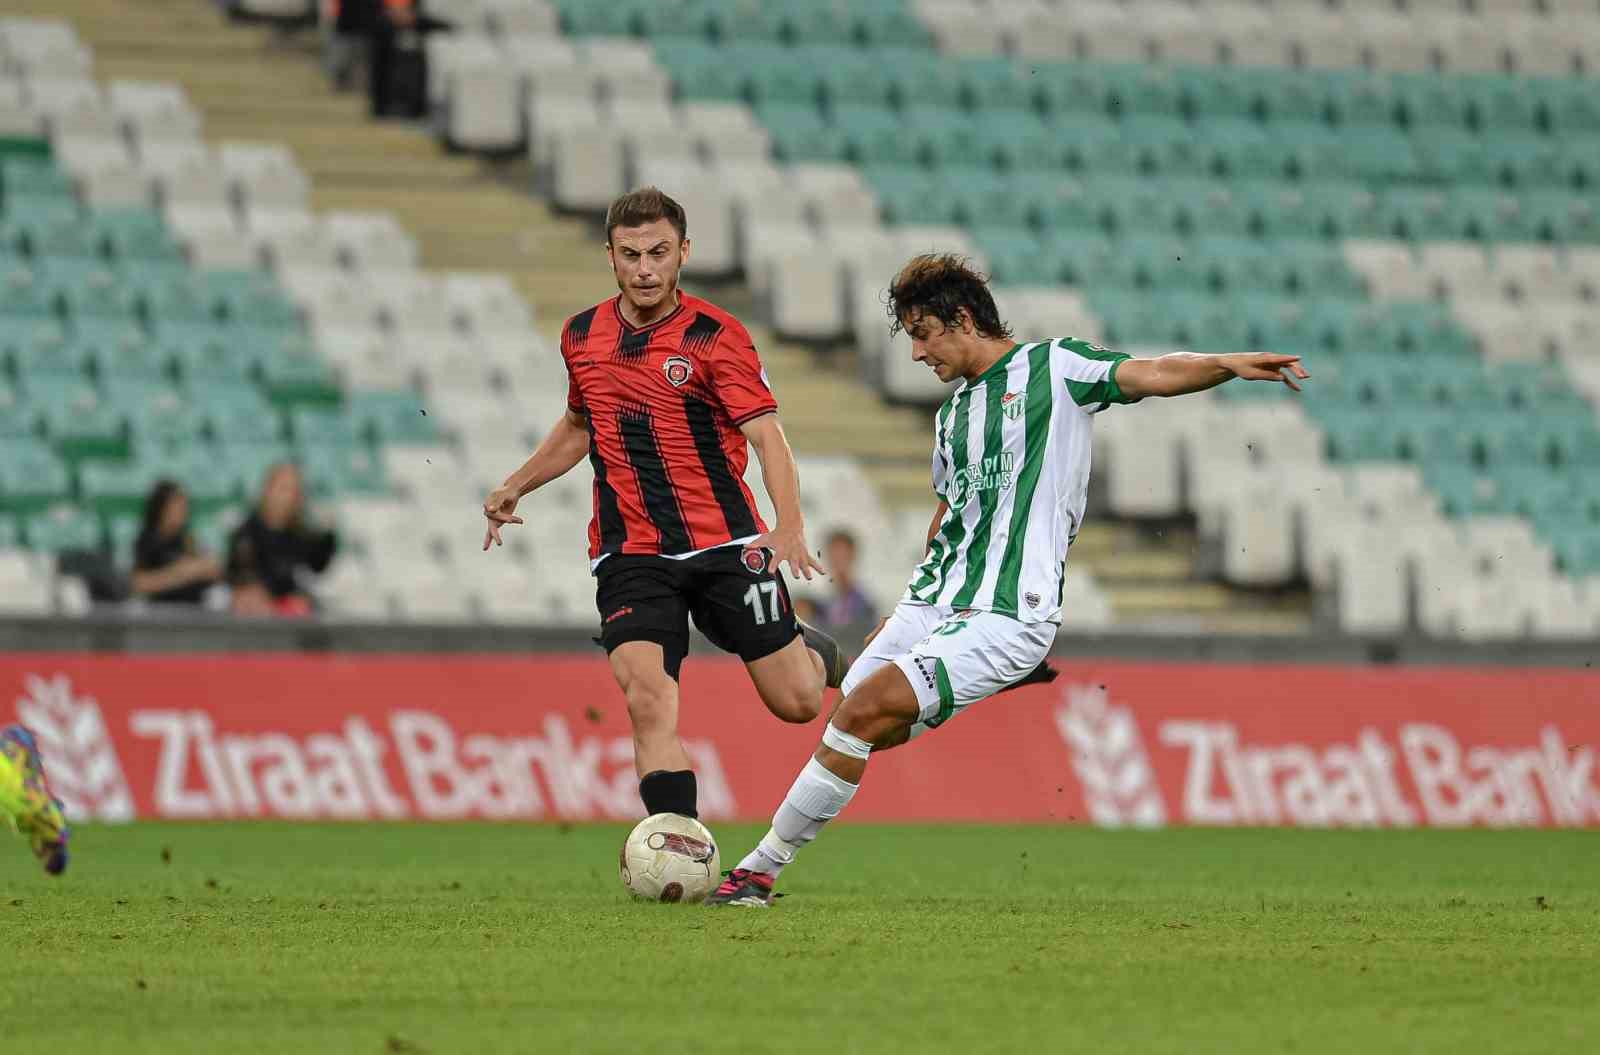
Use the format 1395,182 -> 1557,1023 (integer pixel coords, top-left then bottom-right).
639,769 -> 698,818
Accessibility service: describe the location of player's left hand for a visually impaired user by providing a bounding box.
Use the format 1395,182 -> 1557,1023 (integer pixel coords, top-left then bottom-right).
1222,353 -> 1310,391
745,526 -> 824,582
482,485 -> 524,550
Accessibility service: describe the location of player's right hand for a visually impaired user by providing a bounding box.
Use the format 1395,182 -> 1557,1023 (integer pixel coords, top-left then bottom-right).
482,485 -> 524,550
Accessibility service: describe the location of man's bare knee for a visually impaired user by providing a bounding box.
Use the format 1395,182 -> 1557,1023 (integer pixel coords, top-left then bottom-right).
623,677 -> 677,735
769,686 -> 822,724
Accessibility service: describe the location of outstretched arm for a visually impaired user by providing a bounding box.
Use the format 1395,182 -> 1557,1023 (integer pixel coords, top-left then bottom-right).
1115,352 -> 1309,400
482,409 -> 590,550
740,412 -> 824,581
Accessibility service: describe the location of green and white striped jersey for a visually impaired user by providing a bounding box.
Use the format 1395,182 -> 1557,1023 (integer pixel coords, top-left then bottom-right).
903,338 -> 1135,624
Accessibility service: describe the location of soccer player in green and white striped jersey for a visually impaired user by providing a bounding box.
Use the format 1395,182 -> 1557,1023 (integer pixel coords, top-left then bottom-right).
707,254 -> 1308,907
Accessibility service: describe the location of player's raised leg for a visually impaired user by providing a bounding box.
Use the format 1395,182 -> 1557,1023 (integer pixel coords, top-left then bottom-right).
707,609 -> 1053,907
0,724 -> 70,875
703,663 -> 919,907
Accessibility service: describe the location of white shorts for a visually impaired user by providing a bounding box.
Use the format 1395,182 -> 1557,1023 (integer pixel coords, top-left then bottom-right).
840,601 -> 1057,730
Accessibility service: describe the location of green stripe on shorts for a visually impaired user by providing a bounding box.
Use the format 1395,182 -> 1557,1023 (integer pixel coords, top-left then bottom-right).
927,658 -> 956,728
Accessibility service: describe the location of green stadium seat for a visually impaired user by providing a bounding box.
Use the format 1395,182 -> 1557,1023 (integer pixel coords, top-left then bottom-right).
973,112 -> 1066,172
883,52 -> 961,110
291,406 -> 364,450
1422,460 -> 1507,517
52,277 -> 141,322
1121,118 -> 1202,178
1546,524 -> 1600,576
1033,63 -> 1113,120
1026,177 -> 1109,235
1085,290 -> 1177,347
1182,299 -> 1253,353
782,3 -> 858,46
908,105 -> 982,167
1313,183 -> 1385,240
758,103 -> 848,162
1557,140 -> 1600,189
1321,407 -> 1404,461
1491,134 -> 1565,189
11,334 -> 94,378
1412,130 -> 1497,187
1254,300 -> 1319,356
1524,191 -> 1600,243
1177,67 -> 1260,123
556,0 -> 634,37
1464,75 -> 1541,133
218,442 -> 296,496
1342,129 -> 1421,183
814,48 -> 894,108
1402,414 -> 1478,463
1478,418 -> 1548,469
1248,183 -> 1323,240
1101,181 -> 1175,238
1058,117 -> 1137,177
654,40 -> 743,101
28,215 -> 101,262
39,398 -> 127,462
349,389 -> 440,446
1205,120 -> 1285,182
1132,236 -> 1209,294
853,6 -> 931,48
1380,187 -> 1466,241
1174,181 -> 1254,239
832,104 -> 914,166
1204,239 -> 1278,295
1253,68 -> 1323,125
1105,66 -> 1182,120
745,46 -> 823,107
260,347 -> 340,407
1539,77 -> 1600,137
0,267 -> 55,319
221,284 -> 302,333
860,165 -> 944,224
940,168 -> 1029,230
22,505 -> 104,553
298,444 -> 388,498
958,58 -> 1033,114
128,402 -> 210,448
973,229 -> 1051,286
1323,71 -> 1399,129
1392,74 -> 1470,131
1047,233 -> 1117,286
92,209 -> 184,263
0,440 -> 71,513
1279,241 -> 1368,299
1,158 -> 74,200
138,274 -> 225,323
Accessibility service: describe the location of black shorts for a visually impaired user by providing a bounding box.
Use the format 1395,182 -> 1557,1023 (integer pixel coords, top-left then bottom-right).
595,545 -> 800,679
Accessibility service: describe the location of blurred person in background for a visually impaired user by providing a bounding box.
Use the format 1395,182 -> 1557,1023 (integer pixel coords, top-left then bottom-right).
334,0 -> 444,118
819,528 -> 875,630
130,480 -> 222,605
226,462 -> 338,617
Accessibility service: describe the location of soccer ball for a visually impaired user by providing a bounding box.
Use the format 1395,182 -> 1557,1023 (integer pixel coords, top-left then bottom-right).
619,813 -> 721,903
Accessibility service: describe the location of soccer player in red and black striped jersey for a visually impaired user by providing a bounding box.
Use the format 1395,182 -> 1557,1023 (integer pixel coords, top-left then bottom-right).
481,188 -> 848,821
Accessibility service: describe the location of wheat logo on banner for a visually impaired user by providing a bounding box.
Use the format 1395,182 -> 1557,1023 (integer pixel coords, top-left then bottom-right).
13,673 -> 135,822
1055,684 -> 1166,829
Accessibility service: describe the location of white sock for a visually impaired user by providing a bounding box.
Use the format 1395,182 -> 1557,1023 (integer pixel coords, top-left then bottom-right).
736,757 -> 858,877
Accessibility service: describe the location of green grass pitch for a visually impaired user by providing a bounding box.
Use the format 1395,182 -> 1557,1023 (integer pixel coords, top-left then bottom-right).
3,823 -> 1597,1054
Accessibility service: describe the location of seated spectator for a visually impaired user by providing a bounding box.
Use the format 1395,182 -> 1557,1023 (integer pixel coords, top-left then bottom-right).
226,462 -> 338,617
130,480 -> 222,605
819,529 -> 875,629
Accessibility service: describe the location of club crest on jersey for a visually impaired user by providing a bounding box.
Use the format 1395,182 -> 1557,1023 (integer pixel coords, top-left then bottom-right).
1025,592 -> 1041,608
742,547 -> 770,574
663,356 -> 694,387
1001,391 -> 1026,421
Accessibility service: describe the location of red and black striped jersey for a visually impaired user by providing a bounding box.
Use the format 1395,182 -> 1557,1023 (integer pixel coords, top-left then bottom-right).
562,292 -> 777,561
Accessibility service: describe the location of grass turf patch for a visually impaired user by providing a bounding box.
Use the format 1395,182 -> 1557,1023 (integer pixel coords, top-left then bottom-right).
2,823 -> 1597,1054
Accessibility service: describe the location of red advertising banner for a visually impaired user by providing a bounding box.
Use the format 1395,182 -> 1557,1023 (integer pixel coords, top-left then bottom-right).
3,655 -> 1597,827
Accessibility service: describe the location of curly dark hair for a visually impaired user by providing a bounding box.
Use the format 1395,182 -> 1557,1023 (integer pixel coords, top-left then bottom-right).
886,253 -> 1012,341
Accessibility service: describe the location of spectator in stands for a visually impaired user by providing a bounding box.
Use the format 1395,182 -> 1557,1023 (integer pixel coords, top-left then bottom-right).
336,0 -> 444,118
819,529 -> 875,629
226,462 -> 338,617
130,480 -> 222,605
